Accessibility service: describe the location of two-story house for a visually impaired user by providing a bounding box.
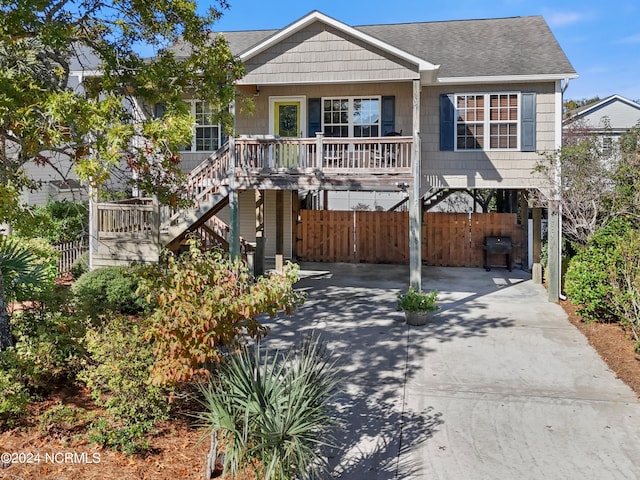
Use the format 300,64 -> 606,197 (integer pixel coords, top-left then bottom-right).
92,11 -> 577,301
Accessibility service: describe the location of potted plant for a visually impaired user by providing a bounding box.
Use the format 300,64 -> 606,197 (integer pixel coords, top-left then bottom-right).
397,287 -> 439,326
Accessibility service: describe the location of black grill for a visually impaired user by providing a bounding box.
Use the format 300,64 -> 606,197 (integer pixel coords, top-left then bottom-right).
483,236 -> 513,271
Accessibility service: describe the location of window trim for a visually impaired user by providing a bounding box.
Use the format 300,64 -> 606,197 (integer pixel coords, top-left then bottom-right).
181,100 -> 222,153
454,92 -> 521,152
321,96 -> 382,138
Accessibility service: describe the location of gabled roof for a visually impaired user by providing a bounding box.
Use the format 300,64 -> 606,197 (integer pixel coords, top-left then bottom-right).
566,94 -> 640,119
238,11 -> 438,74
169,11 -> 577,84
564,94 -> 640,130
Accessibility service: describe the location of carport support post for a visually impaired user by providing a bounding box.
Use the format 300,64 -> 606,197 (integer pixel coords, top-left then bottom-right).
409,79 -> 422,290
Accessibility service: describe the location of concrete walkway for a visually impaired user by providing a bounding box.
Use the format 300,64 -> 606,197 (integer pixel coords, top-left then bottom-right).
263,263 -> 640,480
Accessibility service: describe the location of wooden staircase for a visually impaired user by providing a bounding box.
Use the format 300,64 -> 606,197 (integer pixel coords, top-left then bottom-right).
92,143 -> 250,267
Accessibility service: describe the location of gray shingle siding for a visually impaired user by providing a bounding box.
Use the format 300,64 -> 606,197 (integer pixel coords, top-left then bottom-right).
241,24 -> 417,85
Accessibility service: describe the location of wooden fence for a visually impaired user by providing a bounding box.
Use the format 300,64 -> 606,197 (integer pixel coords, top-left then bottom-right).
297,210 -> 523,267
54,239 -> 89,274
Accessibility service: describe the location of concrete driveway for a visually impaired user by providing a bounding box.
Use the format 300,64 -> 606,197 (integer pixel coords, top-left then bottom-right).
263,263 -> 640,480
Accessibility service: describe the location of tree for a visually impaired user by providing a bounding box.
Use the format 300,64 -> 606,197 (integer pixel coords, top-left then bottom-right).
533,120 -> 615,246
607,122 -> 640,222
0,0 -> 244,216
563,97 -> 601,118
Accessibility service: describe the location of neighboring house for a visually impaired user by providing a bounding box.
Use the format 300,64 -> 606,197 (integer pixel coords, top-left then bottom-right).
92,11 -> 577,300
563,94 -> 640,159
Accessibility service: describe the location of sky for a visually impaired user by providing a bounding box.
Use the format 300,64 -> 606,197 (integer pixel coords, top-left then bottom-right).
200,0 -> 640,103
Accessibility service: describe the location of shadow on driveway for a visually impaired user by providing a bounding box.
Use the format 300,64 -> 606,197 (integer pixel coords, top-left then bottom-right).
263,262 -> 526,479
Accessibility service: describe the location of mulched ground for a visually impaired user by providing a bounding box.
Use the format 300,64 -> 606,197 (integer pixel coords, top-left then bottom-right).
2,298 -> 640,479
561,300 -> 640,396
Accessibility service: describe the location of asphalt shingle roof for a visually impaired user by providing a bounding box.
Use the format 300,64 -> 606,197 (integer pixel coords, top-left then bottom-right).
170,14 -> 576,79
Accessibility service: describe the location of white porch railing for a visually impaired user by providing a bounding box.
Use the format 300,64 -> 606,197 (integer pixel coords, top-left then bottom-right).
235,134 -> 412,171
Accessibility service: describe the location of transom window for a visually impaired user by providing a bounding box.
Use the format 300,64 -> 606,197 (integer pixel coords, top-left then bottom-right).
456,93 -> 519,150
323,97 -> 380,137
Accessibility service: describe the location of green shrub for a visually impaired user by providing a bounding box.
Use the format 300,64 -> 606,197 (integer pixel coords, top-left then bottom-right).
0,365 -> 30,428
79,315 -> 171,426
397,287 -> 439,313
13,200 -> 88,244
88,416 -> 154,455
565,218 -> 634,322
608,228 -> 640,348
71,266 -> 147,318
9,307 -> 87,389
38,402 -> 90,437
1,236 -> 58,303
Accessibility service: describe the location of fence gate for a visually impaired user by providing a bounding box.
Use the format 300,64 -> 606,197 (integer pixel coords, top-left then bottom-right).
298,210 -> 408,264
297,210 -> 522,267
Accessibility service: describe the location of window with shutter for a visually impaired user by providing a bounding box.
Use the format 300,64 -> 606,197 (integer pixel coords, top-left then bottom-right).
440,92 -> 536,152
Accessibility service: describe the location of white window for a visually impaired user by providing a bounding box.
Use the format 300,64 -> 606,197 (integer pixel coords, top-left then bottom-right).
322,97 -> 380,137
456,93 -> 519,150
182,101 -> 221,152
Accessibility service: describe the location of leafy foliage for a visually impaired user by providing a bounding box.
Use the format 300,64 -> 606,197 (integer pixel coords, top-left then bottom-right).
607,229 -> 640,349
71,265 -> 148,319
1,0 -> 245,209
70,251 -> 89,279
12,200 -> 88,244
79,315 -> 171,426
0,235 -> 54,302
1,235 -> 57,350
196,336 -> 339,480
141,241 -> 305,386
88,416 -> 155,456
565,218 -> 634,322
534,121 -> 614,246
9,307 -> 87,390
0,366 -> 30,427
397,287 -> 439,313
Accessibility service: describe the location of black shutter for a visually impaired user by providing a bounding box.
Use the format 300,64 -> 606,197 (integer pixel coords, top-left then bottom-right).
521,92 -> 537,152
381,96 -> 396,135
440,94 -> 455,151
308,98 -> 321,137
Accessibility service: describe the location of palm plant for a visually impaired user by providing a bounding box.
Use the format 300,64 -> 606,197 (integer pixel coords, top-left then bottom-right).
196,336 -> 340,480
0,236 -> 49,350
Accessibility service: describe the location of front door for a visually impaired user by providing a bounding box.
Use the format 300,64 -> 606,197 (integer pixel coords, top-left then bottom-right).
274,101 -> 301,138
270,96 -> 306,168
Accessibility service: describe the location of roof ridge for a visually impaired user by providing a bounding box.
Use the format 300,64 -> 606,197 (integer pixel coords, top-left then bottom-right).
354,15 -> 542,29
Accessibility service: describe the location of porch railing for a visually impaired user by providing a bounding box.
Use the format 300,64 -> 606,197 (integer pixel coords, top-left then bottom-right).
235,134 -> 412,171
96,198 -> 157,236
95,135 -> 413,240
